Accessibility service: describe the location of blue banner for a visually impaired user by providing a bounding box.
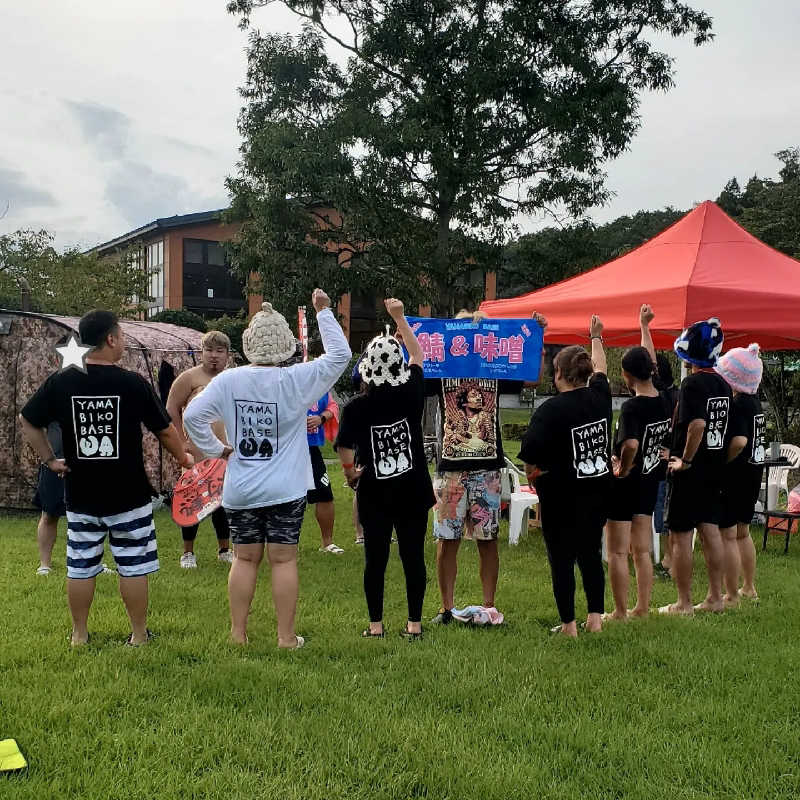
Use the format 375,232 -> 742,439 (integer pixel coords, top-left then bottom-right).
405,317 -> 543,381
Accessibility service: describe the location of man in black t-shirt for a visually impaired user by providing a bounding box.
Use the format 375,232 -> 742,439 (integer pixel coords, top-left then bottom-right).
20,310 -> 192,646
659,317 -> 731,616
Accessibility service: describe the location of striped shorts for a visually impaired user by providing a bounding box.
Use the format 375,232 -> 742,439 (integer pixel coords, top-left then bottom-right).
66,503 -> 158,579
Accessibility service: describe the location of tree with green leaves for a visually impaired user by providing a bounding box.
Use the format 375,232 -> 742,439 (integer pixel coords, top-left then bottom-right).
500,207 -> 685,297
225,0 -> 712,316
0,229 -> 150,317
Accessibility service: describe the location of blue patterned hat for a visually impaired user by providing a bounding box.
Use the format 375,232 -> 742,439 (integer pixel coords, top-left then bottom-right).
674,317 -> 724,368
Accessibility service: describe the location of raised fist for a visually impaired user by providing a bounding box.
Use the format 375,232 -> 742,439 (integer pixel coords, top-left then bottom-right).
590,315 -> 604,339
384,298 -> 405,320
640,304 -> 655,326
312,288 -> 331,313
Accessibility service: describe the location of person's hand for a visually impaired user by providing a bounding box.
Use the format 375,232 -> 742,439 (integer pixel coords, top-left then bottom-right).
180,452 -> 195,469
307,414 -> 323,432
221,445 -> 234,460
312,288 -> 331,313
531,312 -> 548,331
344,465 -> 363,489
611,455 -> 621,477
640,304 -> 655,327
385,298 -> 405,320
668,456 -> 691,474
590,315 -> 603,339
46,457 -> 69,476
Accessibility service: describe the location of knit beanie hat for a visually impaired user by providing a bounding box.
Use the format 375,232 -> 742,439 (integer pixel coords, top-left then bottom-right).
242,302 -> 297,365
714,343 -> 763,394
674,317 -> 724,368
359,330 -> 411,387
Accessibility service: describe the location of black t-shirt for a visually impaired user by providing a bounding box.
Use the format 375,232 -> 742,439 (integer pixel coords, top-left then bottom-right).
425,378 -> 512,473
518,373 -> 613,503
337,364 -> 435,513
671,371 -> 733,473
614,393 -> 673,481
21,365 -> 171,515
727,393 -> 766,470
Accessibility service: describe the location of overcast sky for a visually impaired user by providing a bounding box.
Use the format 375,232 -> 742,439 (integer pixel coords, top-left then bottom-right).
1,0 -> 798,249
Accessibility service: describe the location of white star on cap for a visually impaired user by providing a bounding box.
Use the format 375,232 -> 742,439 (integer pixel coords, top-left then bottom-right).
56,335 -> 91,373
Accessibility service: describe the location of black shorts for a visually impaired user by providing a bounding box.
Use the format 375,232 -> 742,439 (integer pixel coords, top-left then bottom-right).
32,465 -> 66,517
307,446 -> 334,504
607,474 -> 660,522
225,498 -> 307,546
666,471 -> 722,533
719,465 -> 763,529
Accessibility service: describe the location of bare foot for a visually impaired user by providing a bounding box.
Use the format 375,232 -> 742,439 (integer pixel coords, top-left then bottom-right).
601,611 -> 627,622
627,607 -> 649,618
230,632 -> 249,645
70,634 -> 89,647
722,594 -> 740,609
658,603 -> 694,616
693,600 -> 724,613
738,588 -> 759,601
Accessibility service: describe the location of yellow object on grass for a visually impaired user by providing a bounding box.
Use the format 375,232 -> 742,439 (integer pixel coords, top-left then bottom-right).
0,739 -> 27,772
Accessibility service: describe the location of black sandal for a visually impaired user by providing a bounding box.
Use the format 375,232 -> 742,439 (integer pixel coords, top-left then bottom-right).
399,626 -> 423,640
361,628 -> 385,638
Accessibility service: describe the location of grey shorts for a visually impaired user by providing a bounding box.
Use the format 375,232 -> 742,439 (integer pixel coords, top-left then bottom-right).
226,498 -> 307,546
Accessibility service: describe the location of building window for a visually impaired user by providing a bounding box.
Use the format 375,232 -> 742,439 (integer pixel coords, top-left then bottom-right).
146,239 -> 164,318
182,238 -> 245,317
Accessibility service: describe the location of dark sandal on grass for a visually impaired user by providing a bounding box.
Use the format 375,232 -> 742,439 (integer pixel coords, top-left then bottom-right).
399,626 -> 423,640
125,629 -> 155,647
361,629 -> 385,638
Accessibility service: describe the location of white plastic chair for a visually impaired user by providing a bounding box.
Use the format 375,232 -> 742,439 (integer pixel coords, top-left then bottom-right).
764,443 -> 800,509
501,457 -> 539,545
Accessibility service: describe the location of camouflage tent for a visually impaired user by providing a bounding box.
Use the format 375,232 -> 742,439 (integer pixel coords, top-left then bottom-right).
0,310 -> 204,512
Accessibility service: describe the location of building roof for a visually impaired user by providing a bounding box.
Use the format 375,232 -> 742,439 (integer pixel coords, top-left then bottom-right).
92,209 -> 227,254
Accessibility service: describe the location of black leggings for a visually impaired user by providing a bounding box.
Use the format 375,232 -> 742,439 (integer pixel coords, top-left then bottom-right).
542,519 -> 605,624
182,506 -> 230,545
362,508 -> 429,623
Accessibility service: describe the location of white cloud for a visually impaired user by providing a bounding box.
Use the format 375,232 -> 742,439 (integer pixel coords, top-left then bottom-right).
0,0 -> 797,248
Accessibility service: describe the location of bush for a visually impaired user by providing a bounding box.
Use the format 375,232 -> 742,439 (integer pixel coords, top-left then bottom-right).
206,312 -> 247,360
151,309 -> 207,333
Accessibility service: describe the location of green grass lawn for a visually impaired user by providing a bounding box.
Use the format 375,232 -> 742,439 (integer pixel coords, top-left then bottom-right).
2,465 -> 800,799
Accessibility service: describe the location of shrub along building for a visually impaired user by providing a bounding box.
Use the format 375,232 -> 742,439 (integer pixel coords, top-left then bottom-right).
94,208 -> 497,350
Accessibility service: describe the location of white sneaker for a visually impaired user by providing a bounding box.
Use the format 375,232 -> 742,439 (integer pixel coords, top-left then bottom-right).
217,549 -> 234,564
180,552 -> 197,569
319,543 -> 344,554
36,565 -> 52,576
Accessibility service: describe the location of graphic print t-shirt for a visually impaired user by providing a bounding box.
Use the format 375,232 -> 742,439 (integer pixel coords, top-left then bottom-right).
614,394 -> 672,481
671,371 -> 733,473
21,365 -> 171,515
518,373 -> 613,503
727,393 -> 766,471
426,378 -> 506,472
337,365 -> 435,513
182,307 -> 352,510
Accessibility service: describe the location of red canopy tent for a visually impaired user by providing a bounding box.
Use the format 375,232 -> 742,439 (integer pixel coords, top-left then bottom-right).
481,201 -> 800,350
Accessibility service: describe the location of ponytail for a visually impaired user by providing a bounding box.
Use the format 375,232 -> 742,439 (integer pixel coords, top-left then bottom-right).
554,346 -> 594,386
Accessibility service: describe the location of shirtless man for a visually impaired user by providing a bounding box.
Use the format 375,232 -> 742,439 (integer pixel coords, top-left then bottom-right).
167,330 -> 233,567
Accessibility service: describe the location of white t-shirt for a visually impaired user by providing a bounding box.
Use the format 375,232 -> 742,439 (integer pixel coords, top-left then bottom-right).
183,308 -> 351,509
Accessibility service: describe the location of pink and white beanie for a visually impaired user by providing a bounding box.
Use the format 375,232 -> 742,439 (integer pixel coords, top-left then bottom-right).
714,343 -> 763,395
